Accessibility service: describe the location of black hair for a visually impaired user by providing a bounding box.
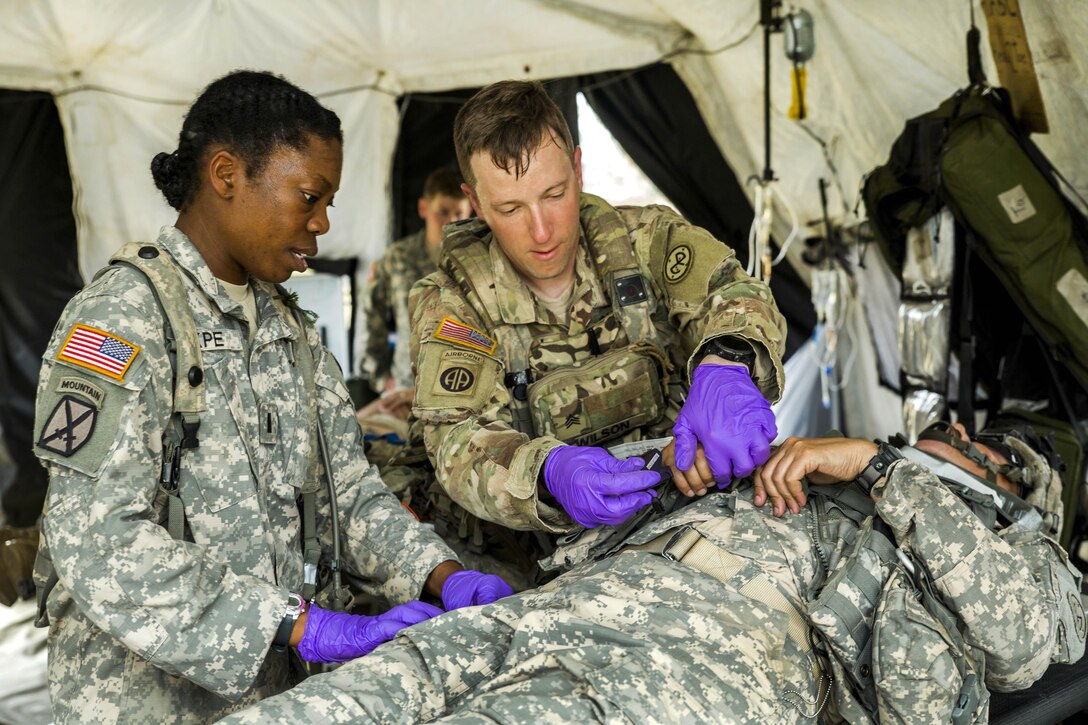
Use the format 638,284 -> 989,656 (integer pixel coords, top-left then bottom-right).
151,70 -> 342,211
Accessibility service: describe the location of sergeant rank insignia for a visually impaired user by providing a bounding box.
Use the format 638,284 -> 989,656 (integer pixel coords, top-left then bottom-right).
38,395 -> 98,457
435,317 -> 497,354
57,324 -> 140,381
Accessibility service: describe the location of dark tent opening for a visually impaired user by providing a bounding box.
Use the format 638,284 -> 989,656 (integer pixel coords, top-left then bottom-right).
0,90 -> 82,526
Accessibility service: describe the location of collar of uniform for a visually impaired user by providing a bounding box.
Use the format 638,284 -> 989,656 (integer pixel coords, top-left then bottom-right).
566,242 -> 607,333
156,225 -> 289,340
489,235 -> 539,324
156,225 -> 232,308
252,282 -> 299,346
487,224 -> 609,329
403,228 -> 427,254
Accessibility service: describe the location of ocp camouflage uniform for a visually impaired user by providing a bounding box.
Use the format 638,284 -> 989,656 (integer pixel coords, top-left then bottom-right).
32,226 -> 458,724
363,229 -> 437,392
405,193 -> 786,583
218,449 -> 1085,724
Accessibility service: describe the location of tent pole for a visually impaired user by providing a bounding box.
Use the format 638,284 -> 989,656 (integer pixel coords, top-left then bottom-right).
760,0 -> 782,182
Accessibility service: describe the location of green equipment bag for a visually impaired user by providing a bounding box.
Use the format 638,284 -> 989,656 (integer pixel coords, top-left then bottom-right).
863,84 -> 1088,395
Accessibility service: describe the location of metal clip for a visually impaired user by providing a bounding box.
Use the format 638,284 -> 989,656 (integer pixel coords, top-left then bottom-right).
661,524 -> 699,562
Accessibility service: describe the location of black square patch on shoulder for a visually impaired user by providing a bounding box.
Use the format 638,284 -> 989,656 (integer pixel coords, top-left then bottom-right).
613,274 -> 648,307
38,394 -> 99,457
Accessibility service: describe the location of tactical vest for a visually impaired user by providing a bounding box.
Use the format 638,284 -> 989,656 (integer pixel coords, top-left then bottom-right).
805,481 -> 988,724
439,194 -> 672,445
35,242 -> 334,625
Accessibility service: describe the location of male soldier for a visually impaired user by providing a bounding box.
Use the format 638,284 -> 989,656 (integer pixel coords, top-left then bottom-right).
220,421 -> 1086,723
362,167 -> 472,397
405,80 -> 785,586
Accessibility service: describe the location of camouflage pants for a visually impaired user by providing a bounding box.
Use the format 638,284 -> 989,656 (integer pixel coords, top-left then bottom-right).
220,553 -> 822,724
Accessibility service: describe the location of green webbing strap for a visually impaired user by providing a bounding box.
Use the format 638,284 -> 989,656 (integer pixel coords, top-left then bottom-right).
502,325 -> 536,436
594,224 -> 657,347
607,265 -> 656,345
109,243 -> 206,542
809,481 -> 877,523
443,244 -> 537,437
166,493 -> 185,541
110,244 -> 205,418
274,295 -> 346,610
821,525 -> 897,651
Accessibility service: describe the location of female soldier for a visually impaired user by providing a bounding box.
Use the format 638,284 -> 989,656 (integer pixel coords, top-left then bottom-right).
32,70 -> 510,724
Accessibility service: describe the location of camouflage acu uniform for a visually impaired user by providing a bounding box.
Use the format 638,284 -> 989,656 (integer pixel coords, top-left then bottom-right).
32,226 -> 458,724
363,230 -> 437,392
406,193 -> 786,580
219,453 -> 1084,724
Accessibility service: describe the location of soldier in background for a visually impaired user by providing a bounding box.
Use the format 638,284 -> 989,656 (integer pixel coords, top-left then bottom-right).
405,80 -> 786,588
220,422 -> 1085,723
357,168 -> 471,484
361,167 -> 471,398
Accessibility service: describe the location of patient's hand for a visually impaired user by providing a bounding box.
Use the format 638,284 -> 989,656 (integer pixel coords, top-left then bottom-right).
754,436 -> 878,516
663,440 -> 715,497
356,387 -> 415,424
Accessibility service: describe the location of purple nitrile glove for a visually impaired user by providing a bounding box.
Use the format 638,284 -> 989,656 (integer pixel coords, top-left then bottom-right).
674,363 -> 777,487
441,569 -> 515,610
543,445 -> 661,528
297,600 -> 442,663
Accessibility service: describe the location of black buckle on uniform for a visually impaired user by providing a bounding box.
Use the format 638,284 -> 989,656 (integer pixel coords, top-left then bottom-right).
180,418 -> 201,449
613,274 -> 647,307
503,370 -> 531,401
661,524 -> 699,561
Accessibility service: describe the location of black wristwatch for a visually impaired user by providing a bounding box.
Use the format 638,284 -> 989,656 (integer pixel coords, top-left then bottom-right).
855,441 -> 903,494
271,592 -> 308,652
697,337 -> 756,368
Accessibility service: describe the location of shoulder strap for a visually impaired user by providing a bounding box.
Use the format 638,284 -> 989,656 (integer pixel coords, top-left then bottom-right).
441,226 -> 538,435
109,243 -> 205,541
271,288 -> 349,610
38,242 -> 205,623
109,243 -> 205,417
580,194 -> 659,346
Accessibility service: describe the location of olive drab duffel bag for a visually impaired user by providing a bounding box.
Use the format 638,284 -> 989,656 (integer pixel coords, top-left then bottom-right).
863,83 -> 1088,395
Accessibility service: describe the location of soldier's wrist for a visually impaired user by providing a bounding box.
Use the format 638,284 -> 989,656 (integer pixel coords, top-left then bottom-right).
272,592 -> 308,652
855,441 -> 903,496
695,338 -> 756,369
697,354 -> 749,370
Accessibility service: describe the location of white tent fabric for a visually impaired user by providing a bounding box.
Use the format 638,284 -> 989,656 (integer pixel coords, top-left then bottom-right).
2,1 -> 1085,278
2,0 -> 1086,438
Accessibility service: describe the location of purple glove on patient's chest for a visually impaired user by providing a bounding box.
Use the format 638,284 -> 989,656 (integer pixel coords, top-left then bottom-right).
543,445 -> 661,528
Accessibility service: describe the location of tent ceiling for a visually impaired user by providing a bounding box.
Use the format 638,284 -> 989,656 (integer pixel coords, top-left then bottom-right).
1,0 -> 1085,281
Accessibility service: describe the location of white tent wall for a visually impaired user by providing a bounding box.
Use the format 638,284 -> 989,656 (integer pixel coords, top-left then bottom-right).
1,0 -> 1086,439
46,85 -> 399,304
0,0 -> 670,279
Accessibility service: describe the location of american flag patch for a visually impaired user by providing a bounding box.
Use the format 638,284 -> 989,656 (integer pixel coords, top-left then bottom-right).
57,324 -> 140,381
435,317 -> 496,354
